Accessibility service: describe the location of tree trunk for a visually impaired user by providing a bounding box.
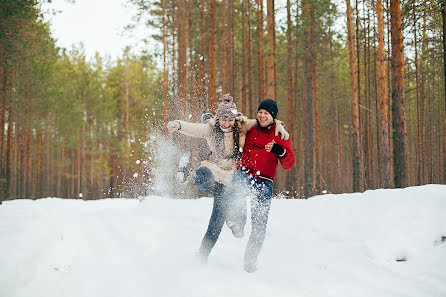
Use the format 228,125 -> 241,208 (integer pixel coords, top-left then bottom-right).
313,59 -> 321,193
257,0 -> 265,101
208,0 -> 217,112
390,0 -> 408,188
162,0 -> 168,130
76,136 -> 81,197
413,0 -> 423,185
329,26 -> 341,194
266,0 -> 276,100
124,78 -> 129,148
346,0 -> 362,192
6,103 -> 13,199
442,1 -> 446,184
247,0 -> 253,116
377,0 -> 392,188
420,6 -> 428,184
373,10 -> 382,188
228,0 -> 235,94
303,0 -> 314,198
198,0 -> 206,113
294,2 -> 302,196
286,0 -> 294,189
187,0 -> 197,122
386,0 -> 393,182
36,127 -> 42,197
241,0 -> 247,112
221,0 -> 227,93
178,0 -> 189,115
355,1 -> 362,187
0,61 -> 6,199
364,4 -> 372,189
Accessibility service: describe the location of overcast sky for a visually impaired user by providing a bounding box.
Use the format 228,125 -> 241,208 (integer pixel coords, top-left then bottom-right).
41,0 -> 149,60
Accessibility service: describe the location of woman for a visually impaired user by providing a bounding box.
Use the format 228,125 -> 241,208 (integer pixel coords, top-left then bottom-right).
231,98 -> 295,273
166,94 -> 289,262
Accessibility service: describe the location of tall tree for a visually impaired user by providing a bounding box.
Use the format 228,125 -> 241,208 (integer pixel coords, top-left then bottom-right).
177,0 -> 188,117
346,0 -> 362,192
372,7 -> 382,187
302,0 -> 314,197
314,59 -> 321,193
328,20 -> 342,193
208,0 -> 217,111
162,0 -> 168,129
266,0 -> 276,99
390,0 -> 408,188
413,0 -> 423,185
221,0 -> 227,93
228,0 -> 235,94
257,0 -> 265,100
241,0 -> 247,111
442,0 -> 446,184
377,0 -> 392,188
443,1 -> 446,114
247,0 -> 253,115
286,0 -> 294,188
363,3 -> 372,188
198,0 -> 206,113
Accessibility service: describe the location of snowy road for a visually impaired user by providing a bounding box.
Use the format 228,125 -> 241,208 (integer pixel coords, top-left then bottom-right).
1,185 -> 445,297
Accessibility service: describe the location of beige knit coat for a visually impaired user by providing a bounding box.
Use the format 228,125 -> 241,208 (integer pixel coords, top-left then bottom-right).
173,117 -> 256,186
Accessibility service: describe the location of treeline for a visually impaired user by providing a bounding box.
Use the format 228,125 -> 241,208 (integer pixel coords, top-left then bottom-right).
1,0 -> 445,200
0,0 -> 163,201
132,0 -> 446,197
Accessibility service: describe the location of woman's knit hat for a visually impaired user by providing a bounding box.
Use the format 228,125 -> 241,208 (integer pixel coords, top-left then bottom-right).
216,93 -> 238,120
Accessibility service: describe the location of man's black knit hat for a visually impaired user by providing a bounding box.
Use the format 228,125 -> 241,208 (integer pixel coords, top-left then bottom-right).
257,99 -> 278,119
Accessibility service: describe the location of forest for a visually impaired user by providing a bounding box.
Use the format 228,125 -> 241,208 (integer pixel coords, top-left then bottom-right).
0,0 -> 445,200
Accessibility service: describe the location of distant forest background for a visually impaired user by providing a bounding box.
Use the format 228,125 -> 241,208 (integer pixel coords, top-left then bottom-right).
0,0 -> 445,201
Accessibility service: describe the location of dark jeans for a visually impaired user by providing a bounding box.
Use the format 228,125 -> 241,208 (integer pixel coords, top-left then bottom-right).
195,167 -> 226,260
231,170 -> 273,266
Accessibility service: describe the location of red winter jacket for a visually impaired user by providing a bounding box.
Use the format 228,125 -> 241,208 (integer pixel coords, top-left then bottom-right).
237,121 -> 295,182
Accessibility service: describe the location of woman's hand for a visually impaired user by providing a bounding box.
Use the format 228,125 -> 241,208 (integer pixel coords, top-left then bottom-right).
167,121 -> 181,133
274,120 -> 289,140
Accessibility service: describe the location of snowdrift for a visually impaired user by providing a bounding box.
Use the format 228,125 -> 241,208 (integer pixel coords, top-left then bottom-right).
0,185 -> 445,297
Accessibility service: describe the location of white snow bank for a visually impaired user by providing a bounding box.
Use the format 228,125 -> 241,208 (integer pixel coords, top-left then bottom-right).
0,185 -> 445,297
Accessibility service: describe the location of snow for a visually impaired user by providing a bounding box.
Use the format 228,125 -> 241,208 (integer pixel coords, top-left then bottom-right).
1,185 -> 445,297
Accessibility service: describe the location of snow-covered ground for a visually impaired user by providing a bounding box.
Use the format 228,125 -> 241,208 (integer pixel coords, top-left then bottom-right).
1,185 -> 445,297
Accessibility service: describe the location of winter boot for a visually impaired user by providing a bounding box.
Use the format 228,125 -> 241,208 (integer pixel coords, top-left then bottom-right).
244,262 -> 258,273
226,220 -> 244,238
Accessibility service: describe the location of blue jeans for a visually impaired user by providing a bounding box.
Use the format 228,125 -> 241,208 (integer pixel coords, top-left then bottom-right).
195,167 -> 226,259
231,170 -> 273,266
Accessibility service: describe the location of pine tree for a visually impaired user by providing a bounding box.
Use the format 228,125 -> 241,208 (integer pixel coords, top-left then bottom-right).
390,0 -> 408,188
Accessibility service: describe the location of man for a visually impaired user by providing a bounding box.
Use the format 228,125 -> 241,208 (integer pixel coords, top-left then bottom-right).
231,98 -> 295,273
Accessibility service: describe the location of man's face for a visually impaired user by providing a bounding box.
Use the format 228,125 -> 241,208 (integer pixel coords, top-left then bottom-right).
257,109 -> 274,127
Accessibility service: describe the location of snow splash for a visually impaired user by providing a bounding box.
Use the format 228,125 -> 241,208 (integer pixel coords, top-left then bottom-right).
150,134 -> 182,197
145,133 -> 201,198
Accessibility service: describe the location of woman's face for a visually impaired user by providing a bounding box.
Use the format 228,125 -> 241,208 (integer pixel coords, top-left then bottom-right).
257,109 -> 274,127
219,118 -> 235,132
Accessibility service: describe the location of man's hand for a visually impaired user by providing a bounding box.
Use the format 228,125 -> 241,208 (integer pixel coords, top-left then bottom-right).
265,140 -> 275,152
266,140 -> 285,156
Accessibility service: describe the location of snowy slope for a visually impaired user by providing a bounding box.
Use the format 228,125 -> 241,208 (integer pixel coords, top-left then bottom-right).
0,185 -> 445,297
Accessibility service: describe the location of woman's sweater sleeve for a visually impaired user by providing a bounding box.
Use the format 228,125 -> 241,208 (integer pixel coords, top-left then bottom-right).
174,120 -> 213,139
